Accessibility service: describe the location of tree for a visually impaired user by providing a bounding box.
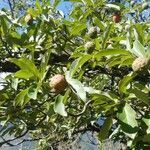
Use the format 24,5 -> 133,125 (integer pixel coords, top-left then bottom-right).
0,0 -> 150,149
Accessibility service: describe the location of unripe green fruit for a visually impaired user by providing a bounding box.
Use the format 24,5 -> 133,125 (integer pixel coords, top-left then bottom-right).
24,14 -> 33,25
125,25 -> 130,31
50,74 -> 67,94
132,57 -> 150,72
142,2 -> 149,10
84,41 -> 95,54
53,35 -> 57,41
88,27 -> 99,39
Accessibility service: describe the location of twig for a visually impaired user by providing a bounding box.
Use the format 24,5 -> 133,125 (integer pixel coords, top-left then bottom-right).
0,137 -> 14,146
14,137 -> 42,146
0,35 -> 12,57
0,129 -> 28,147
68,100 -> 93,117
7,0 -> 14,18
35,115 -> 47,127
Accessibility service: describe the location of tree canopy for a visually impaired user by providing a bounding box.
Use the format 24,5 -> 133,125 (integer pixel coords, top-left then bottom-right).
0,0 -> 150,149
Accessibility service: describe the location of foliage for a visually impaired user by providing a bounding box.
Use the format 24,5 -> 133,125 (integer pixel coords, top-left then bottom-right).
0,0 -> 150,149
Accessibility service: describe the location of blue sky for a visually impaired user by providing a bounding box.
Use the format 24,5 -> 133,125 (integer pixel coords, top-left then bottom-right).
0,0 -> 8,9
0,0 -> 72,16
57,1 -> 72,16
0,0 -> 149,19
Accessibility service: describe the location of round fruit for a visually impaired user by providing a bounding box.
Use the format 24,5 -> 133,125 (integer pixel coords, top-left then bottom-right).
142,2 -> 149,10
50,74 -> 67,93
84,41 -> 95,54
24,14 -> 33,25
132,57 -> 150,72
125,25 -> 130,31
88,26 -> 99,39
112,13 -> 121,23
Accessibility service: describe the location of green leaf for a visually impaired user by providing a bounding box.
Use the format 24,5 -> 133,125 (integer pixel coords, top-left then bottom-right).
28,86 -> 38,100
120,57 -> 134,67
27,8 -> 39,17
15,70 -> 34,80
54,96 -> 67,117
92,92 -> 115,106
130,88 -> 150,105
95,49 -> 130,59
69,79 -> 86,101
98,116 -> 113,141
66,72 -> 86,102
126,31 -> 132,51
40,49 -> 51,80
132,40 -> 147,58
53,0 -> 61,8
119,73 -> 136,94
66,0 -> 82,2
11,78 -> 19,90
107,56 -> 122,67
14,89 -> 30,107
105,4 -> 120,11
36,0 -> 42,14
117,103 -> 138,139
82,0 -> 94,6
71,22 -> 87,35
143,134 -> 150,143
102,24 -> 113,49
69,54 -> 91,77
10,31 -> 21,40
10,58 -> 40,79
134,24 -> 144,44
69,59 -> 80,76
94,18 -> 105,30
117,103 -> 138,128
84,87 -> 101,94
145,46 -> 150,58
0,17 -> 8,36
142,118 -> 150,134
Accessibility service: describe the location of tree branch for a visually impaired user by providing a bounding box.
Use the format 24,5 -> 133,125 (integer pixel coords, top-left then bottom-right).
0,129 -> 28,147
68,100 -> 93,117
13,137 -> 42,146
7,0 -> 14,18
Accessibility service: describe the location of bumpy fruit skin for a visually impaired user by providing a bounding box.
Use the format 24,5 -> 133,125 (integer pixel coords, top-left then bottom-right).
84,41 -> 95,54
142,2 -> 149,10
88,27 -> 99,39
112,14 -> 121,23
132,57 -> 150,72
24,14 -> 33,25
50,74 -> 67,93
125,25 -> 130,31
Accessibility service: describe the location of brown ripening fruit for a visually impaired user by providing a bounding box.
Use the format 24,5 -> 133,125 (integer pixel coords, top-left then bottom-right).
112,13 -> 121,23
49,74 -> 67,93
24,14 -> 33,25
132,57 -> 150,72
84,41 -> 95,54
